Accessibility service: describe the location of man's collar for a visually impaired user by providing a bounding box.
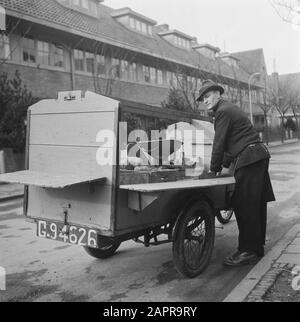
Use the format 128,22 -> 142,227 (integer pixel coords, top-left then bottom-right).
212,98 -> 225,112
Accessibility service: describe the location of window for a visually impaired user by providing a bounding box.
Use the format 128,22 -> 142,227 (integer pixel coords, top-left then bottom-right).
136,20 -> 142,32
150,67 -> 156,83
74,49 -> 84,71
173,36 -> 190,49
157,70 -> 163,85
143,66 -> 150,83
129,17 -> 135,28
86,52 -> 95,73
81,0 -> 89,9
0,35 -> 10,60
128,62 -> 137,81
52,45 -> 64,67
187,76 -> 195,89
166,71 -> 173,86
90,1 -> 97,13
96,54 -> 105,75
37,41 -> 50,65
120,60 -> 129,79
111,58 -> 120,78
128,17 -> 152,36
172,74 -> 178,88
72,0 -> 90,10
141,22 -> 147,34
22,37 -> 36,63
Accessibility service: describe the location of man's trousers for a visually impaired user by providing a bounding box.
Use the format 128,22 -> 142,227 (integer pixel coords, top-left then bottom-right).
232,158 -> 275,256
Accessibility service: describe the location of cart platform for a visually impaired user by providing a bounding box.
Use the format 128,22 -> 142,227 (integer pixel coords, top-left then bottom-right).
0,170 -> 106,189
120,176 -> 235,192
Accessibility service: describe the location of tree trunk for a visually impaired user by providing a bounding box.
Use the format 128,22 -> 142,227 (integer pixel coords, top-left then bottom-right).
280,115 -> 285,143
292,110 -> 300,140
264,111 -> 269,145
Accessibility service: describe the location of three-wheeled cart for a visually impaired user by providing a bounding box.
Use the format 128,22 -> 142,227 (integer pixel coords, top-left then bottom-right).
0,91 -> 235,278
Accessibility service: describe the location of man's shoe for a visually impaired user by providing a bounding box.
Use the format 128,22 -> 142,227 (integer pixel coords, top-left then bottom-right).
223,251 -> 259,267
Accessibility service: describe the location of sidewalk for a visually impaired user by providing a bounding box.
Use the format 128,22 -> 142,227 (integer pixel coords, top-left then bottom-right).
224,138 -> 300,302
224,224 -> 300,302
267,138 -> 299,148
0,183 -> 24,201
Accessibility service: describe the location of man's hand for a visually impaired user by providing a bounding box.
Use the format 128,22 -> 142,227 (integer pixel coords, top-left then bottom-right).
199,171 -> 217,179
221,168 -> 230,175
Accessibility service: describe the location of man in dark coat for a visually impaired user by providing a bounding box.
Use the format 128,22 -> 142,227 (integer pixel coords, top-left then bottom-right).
197,80 -> 275,266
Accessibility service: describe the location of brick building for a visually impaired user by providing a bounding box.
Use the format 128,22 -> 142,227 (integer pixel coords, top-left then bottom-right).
0,0 -> 267,122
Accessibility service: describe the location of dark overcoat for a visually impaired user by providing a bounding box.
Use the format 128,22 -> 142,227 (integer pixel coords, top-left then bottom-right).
210,99 -> 275,254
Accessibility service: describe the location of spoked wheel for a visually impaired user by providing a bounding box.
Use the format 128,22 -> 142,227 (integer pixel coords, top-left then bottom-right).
84,237 -> 121,259
173,200 -> 215,278
216,209 -> 234,225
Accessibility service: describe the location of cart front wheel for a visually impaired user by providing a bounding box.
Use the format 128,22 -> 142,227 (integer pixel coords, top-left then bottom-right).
173,200 -> 215,278
84,238 -> 121,259
216,209 -> 234,224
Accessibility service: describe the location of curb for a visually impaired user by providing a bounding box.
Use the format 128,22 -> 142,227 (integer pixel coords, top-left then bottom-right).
267,140 -> 299,148
0,193 -> 24,202
223,224 -> 300,302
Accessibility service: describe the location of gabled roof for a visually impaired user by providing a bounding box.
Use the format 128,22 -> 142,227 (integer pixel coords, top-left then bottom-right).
232,48 -> 267,75
1,0 -> 258,86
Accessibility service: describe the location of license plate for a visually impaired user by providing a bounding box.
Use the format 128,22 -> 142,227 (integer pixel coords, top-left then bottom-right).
37,220 -> 98,248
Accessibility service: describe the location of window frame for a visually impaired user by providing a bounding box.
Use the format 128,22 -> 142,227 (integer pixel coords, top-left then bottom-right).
22,36 -> 36,64
74,49 -> 85,71
143,65 -> 151,83
52,44 -> 64,68
0,34 -> 11,60
37,40 -> 50,66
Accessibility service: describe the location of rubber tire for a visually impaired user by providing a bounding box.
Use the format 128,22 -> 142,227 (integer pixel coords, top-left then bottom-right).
84,240 -> 121,259
173,200 -> 215,278
216,209 -> 234,225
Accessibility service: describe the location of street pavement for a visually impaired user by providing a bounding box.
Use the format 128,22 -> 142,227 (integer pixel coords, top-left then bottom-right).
0,139 -> 299,302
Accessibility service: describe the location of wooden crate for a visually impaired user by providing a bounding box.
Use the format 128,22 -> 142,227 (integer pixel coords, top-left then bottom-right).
119,168 -> 185,185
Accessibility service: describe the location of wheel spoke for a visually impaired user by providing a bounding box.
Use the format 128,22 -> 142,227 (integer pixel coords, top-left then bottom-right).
183,214 -> 207,268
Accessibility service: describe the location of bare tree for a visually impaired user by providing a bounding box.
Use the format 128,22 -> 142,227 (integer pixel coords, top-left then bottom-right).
90,42 -> 138,97
270,0 -> 300,26
0,18 -> 33,68
269,78 -> 292,142
285,81 -> 300,139
257,86 -> 273,144
162,55 -> 249,115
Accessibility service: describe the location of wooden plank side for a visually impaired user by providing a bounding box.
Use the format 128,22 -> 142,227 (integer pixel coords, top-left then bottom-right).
115,189 -> 175,232
29,92 -> 119,115
0,170 -> 106,188
27,184 -> 112,231
29,145 -> 114,184
30,112 -> 115,147
120,177 -> 235,192
120,100 -> 210,123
